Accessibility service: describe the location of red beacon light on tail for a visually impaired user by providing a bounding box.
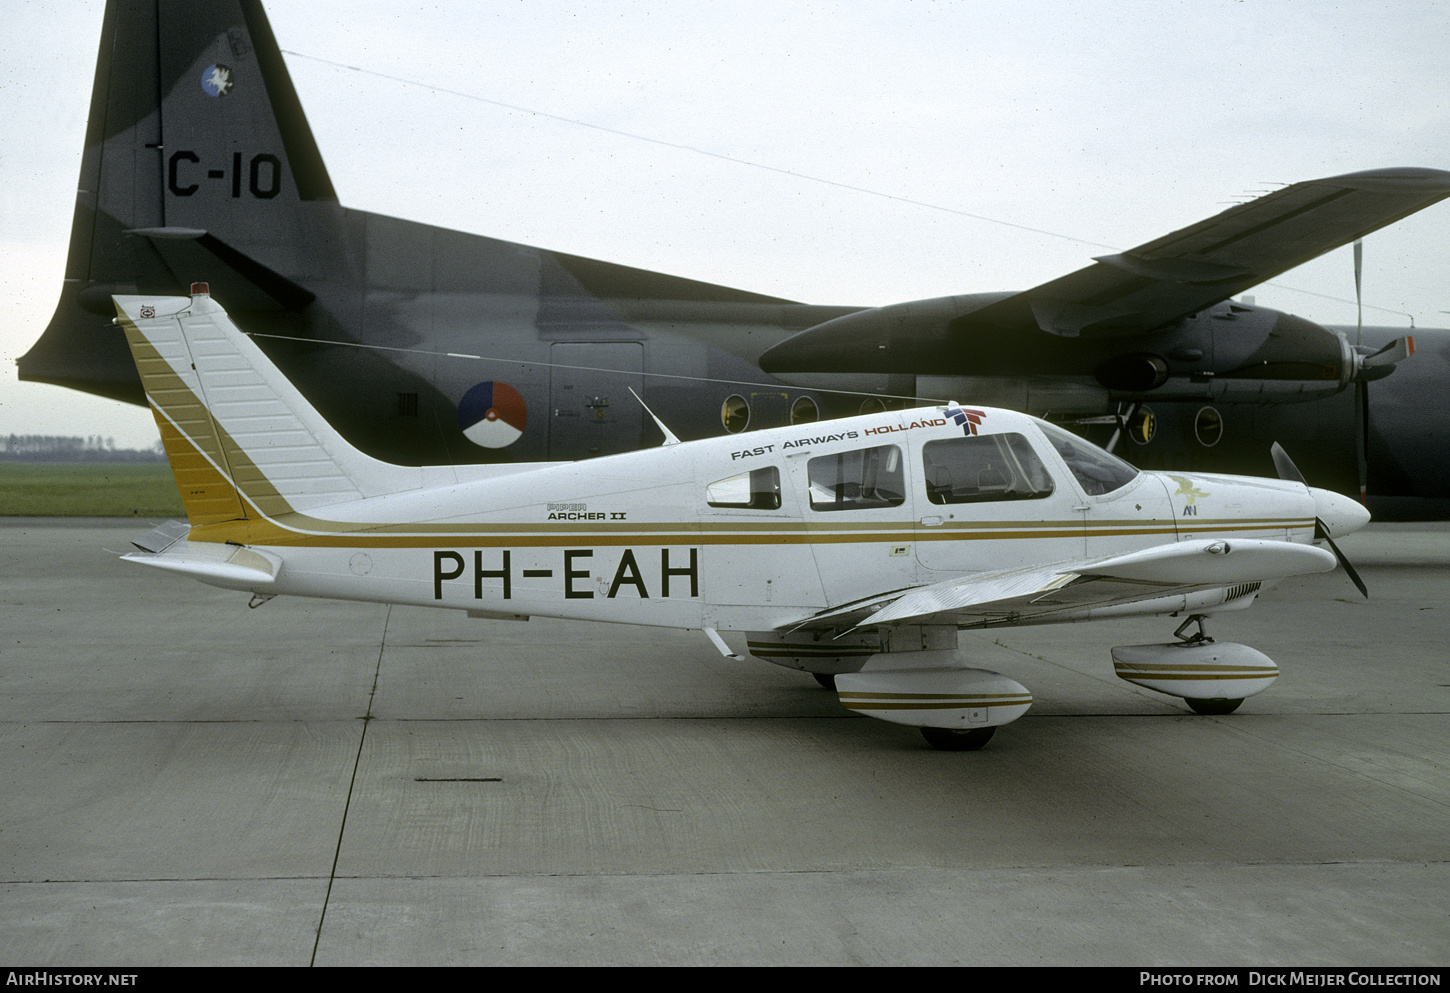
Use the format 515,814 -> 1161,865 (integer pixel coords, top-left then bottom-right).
190,282 -> 210,296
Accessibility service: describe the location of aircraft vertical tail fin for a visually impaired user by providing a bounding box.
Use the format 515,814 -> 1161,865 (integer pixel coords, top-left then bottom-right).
22,0 -> 338,399
114,286 -> 424,528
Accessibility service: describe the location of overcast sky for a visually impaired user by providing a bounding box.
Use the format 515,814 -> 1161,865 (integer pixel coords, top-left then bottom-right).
3,0 -> 1448,449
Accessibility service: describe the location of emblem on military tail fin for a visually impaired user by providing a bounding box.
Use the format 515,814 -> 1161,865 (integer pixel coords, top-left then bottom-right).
201,64 -> 233,98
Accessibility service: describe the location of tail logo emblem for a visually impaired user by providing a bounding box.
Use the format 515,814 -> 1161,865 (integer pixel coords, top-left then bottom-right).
201,65 -> 234,98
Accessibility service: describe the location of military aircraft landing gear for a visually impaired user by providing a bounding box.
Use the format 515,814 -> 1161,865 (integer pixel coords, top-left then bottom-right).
920,726 -> 996,751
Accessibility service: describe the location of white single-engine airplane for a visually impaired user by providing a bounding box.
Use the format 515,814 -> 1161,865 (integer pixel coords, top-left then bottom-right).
114,284 -> 1371,750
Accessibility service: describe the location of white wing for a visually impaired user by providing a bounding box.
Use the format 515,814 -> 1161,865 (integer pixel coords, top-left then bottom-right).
784,539 -> 1336,633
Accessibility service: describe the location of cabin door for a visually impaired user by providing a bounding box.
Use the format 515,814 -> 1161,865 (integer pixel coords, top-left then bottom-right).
913,431 -> 1087,576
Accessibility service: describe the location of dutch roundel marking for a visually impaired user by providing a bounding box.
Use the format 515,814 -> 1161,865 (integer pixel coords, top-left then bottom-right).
458,381 -> 527,448
201,64 -> 234,98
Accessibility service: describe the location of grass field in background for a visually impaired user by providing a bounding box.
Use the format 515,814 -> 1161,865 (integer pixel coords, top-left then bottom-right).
0,463 -> 184,517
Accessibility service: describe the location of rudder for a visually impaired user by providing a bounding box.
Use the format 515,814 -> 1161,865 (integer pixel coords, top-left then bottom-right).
113,285 -> 427,528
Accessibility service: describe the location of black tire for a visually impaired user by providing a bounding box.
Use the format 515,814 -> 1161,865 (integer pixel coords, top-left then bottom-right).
812,672 -> 837,690
920,726 -> 996,751
1186,697 -> 1243,715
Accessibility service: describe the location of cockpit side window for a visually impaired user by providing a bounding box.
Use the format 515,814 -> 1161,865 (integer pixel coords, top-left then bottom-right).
922,434 -> 1054,504
1036,421 -> 1140,496
807,445 -> 905,511
706,466 -> 782,509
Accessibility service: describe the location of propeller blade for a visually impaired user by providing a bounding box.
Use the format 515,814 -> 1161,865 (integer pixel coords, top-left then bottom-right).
1354,238 -> 1363,347
1317,521 -> 1369,599
1354,335 -> 1415,383
1273,442 -> 1369,597
1350,241 -> 1368,501
1356,379 -> 1369,503
1270,442 -> 1306,485
1361,335 -> 1416,369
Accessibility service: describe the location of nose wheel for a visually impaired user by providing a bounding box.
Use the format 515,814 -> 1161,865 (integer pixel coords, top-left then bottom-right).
1186,697 -> 1243,715
920,726 -> 996,751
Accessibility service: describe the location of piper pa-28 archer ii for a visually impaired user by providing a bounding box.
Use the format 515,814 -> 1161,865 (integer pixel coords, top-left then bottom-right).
115,284 -> 1370,750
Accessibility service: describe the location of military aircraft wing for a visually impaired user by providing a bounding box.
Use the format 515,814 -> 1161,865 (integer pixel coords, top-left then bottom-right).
786,539 -> 1337,633
760,167 -> 1450,372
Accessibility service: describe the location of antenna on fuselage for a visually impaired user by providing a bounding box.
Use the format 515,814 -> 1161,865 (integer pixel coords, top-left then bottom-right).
628,387 -> 681,446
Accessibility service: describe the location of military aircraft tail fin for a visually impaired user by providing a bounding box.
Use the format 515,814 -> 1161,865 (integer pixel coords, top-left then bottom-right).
113,286 -> 436,528
22,0 -> 337,400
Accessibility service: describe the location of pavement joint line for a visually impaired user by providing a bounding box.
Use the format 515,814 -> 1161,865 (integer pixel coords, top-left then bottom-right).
6,857 -> 1450,887
309,604 -> 390,968
6,711 -> 1449,725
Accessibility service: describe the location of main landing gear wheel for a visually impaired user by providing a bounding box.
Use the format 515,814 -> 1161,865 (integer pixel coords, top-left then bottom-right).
920,726 -> 996,751
1187,697 -> 1244,716
812,672 -> 837,690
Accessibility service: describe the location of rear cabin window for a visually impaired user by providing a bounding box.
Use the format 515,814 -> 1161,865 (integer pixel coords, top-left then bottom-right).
922,434 -> 1054,504
807,445 -> 905,511
706,466 -> 781,509
1036,421 -> 1140,496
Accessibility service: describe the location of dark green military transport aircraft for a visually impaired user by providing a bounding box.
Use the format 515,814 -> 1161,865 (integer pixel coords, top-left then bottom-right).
21,0 -> 1450,517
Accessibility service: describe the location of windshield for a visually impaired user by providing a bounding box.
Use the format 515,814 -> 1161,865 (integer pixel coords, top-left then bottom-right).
1035,421 -> 1140,496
